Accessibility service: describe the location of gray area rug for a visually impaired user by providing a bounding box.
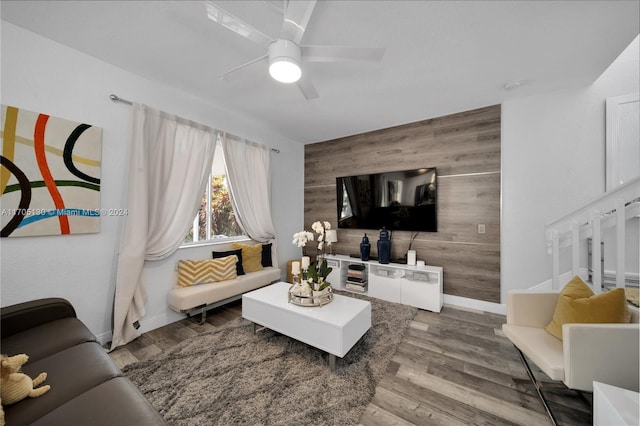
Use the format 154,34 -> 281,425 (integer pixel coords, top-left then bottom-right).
123,292 -> 417,425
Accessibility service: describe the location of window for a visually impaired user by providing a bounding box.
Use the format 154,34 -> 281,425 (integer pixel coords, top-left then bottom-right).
183,144 -> 243,244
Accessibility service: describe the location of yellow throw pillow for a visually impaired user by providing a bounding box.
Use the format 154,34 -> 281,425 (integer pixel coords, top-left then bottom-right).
232,243 -> 264,273
544,276 -> 630,340
177,256 -> 238,287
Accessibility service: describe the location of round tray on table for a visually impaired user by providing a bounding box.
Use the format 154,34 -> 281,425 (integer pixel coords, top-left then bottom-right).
288,286 -> 333,307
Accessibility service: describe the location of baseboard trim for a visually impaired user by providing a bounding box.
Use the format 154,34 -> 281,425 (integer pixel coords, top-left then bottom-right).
527,269 -> 589,292
96,331 -> 113,346
98,311 -> 184,348
528,268 -> 638,292
138,311 -> 184,335
443,294 -> 506,315
602,270 -> 639,285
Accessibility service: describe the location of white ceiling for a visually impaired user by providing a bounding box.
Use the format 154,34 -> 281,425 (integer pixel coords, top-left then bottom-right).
1,1 -> 639,143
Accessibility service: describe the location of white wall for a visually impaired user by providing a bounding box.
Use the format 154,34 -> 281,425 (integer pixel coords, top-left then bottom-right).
501,36 -> 640,301
598,37 -> 640,278
0,22 -> 304,342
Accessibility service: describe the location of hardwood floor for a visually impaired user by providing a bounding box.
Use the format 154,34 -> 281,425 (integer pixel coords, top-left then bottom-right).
109,301 -> 591,426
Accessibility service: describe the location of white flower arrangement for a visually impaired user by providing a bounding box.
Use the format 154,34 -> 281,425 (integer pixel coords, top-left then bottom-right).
292,231 -> 314,248
292,221 -> 334,291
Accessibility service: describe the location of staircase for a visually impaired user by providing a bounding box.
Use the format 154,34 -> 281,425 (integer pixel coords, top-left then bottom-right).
545,176 -> 640,292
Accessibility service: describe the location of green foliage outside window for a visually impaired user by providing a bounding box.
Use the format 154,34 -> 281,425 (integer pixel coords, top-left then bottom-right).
184,174 -> 242,243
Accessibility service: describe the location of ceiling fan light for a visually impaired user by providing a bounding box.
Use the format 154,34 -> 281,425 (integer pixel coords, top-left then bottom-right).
269,39 -> 302,83
269,59 -> 301,83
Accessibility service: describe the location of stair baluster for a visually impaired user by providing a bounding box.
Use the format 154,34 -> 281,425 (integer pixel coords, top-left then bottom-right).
545,176 -> 639,292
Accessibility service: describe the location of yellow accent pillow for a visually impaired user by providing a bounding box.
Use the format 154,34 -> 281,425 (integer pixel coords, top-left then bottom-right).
232,243 -> 264,273
544,276 -> 630,340
177,256 -> 238,287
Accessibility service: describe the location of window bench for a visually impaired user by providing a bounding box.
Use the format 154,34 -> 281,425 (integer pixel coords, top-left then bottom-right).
168,267 -> 282,323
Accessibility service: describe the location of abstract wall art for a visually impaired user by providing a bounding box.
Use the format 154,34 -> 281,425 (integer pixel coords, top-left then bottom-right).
1,105 -> 102,237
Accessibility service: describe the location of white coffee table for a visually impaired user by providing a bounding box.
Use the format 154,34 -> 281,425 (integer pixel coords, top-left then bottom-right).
242,281 -> 372,370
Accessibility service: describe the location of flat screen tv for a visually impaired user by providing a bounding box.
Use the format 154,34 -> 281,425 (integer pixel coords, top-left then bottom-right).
336,167 -> 437,232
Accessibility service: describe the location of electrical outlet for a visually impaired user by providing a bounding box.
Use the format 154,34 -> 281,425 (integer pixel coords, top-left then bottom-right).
478,224 -> 486,234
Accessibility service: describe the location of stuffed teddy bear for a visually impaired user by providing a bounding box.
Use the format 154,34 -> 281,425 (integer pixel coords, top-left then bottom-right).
0,354 -> 50,407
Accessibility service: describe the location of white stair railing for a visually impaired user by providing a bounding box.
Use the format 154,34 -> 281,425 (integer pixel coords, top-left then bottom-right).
545,176 -> 640,291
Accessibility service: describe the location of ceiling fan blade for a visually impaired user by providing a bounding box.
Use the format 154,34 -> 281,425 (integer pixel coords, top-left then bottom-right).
205,1 -> 272,48
280,0 -> 316,44
297,76 -> 319,100
301,46 -> 386,63
218,54 -> 268,80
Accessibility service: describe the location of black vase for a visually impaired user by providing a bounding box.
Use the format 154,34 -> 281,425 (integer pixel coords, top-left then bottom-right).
360,234 -> 371,261
377,227 -> 391,264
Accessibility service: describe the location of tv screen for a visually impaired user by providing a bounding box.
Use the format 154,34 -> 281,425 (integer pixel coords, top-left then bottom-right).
336,167 -> 437,232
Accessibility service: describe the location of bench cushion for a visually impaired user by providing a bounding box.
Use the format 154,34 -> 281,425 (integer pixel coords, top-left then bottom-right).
168,267 -> 281,312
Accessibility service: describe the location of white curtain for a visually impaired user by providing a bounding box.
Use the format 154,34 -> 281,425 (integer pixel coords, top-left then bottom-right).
111,104 -> 216,350
222,134 -> 278,264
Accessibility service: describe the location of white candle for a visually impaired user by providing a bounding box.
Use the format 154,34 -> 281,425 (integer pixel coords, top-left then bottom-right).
407,250 -> 416,266
292,261 -> 300,275
301,256 -> 310,270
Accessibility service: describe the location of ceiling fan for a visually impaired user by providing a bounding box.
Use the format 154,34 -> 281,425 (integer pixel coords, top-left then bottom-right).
205,0 -> 385,99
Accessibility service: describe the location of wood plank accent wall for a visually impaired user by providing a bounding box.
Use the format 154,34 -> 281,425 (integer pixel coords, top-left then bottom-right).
304,105 -> 501,303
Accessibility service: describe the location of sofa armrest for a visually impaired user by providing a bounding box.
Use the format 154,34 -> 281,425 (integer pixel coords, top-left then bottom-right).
1,298 -> 77,338
563,323 -> 640,392
506,291 -> 559,327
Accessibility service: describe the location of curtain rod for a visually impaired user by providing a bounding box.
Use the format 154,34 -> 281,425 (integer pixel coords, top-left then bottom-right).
109,94 -> 133,105
109,93 -> 280,153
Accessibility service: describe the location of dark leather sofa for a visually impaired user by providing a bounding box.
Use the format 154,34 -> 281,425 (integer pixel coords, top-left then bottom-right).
1,298 -> 166,425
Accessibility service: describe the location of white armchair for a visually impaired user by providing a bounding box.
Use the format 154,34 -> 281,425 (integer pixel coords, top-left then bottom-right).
502,291 -> 639,424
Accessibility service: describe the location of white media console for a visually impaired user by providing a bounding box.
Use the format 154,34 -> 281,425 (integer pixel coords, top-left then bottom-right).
324,254 -> 443,312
